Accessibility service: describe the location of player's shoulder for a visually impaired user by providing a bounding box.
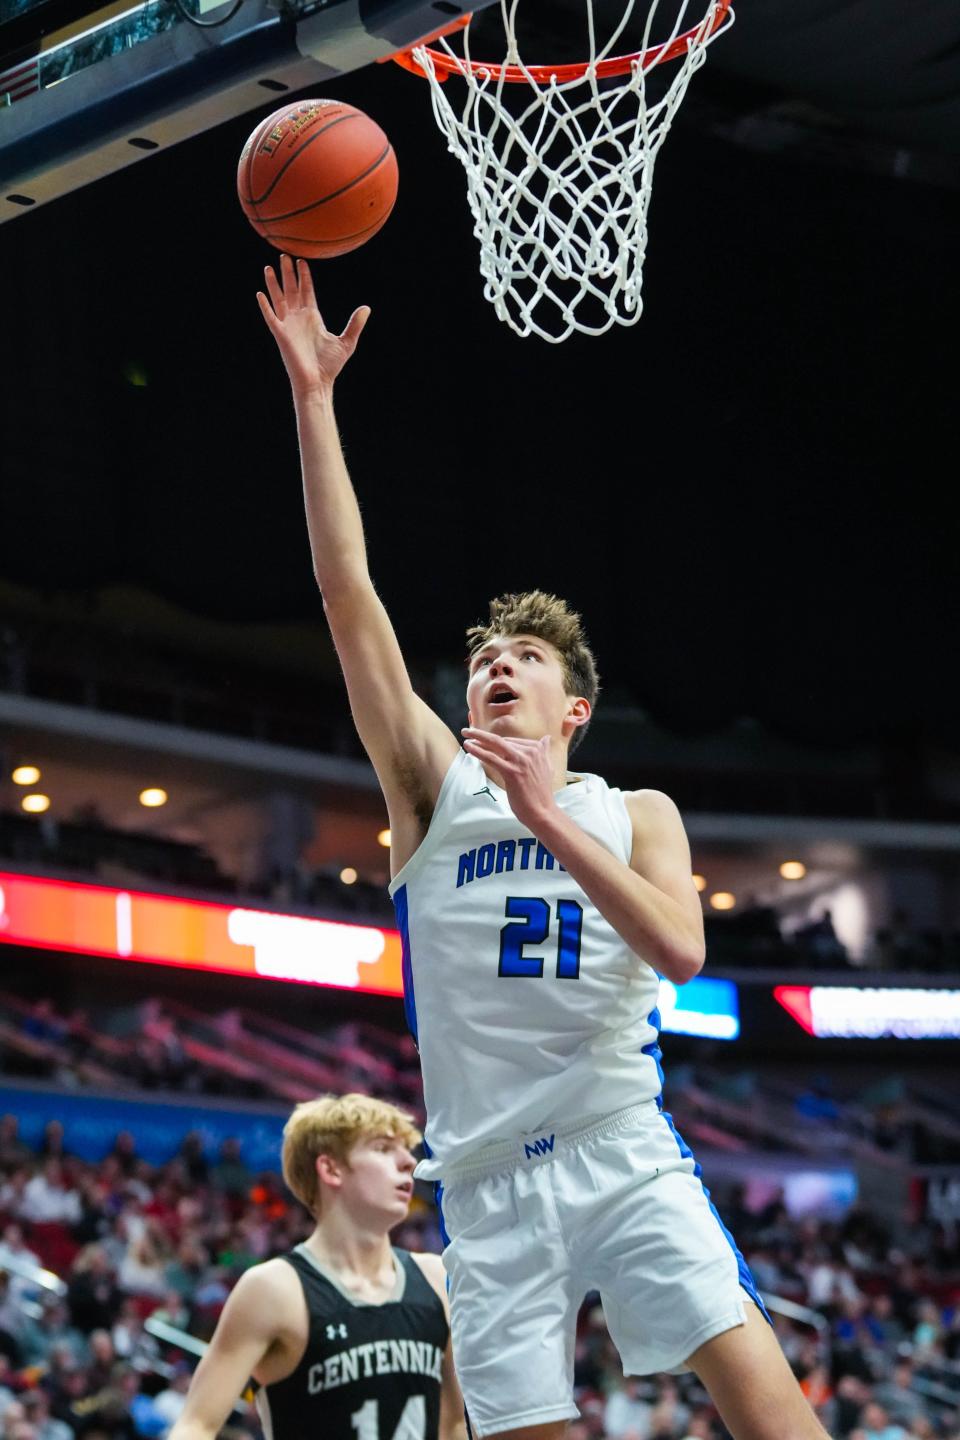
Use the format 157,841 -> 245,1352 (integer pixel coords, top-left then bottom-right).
230,1254 -> 302,1306
213,1255 -> 303,1346
623,787 -> 684,826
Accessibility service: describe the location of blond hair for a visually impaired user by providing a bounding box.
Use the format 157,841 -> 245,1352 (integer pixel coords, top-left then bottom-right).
281,1094 -> 421,1216
466,590 -> 600,755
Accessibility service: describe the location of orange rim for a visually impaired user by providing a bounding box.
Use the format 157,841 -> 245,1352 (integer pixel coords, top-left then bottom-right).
391,1 -> 733,84
384,14 -> 471,80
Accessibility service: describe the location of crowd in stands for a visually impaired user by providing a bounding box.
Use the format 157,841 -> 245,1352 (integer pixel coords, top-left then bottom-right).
9,992 -> 960,1172
0,1103 -> 958,1440
1,997 -> 424,1127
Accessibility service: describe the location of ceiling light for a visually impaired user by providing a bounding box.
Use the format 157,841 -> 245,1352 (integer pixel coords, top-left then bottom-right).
709,891 -> 736,911
339,867 -> 358,885
377,828 -> 391,848
139,787 -> 168,808
780,860 -> 806,880
692,874 -> 707,893
21,794 -> 51,814
12,766 -> 41,786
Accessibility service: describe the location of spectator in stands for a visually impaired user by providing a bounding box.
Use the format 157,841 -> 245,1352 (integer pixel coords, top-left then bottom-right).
648,1377 -> 691,1437
22,1000 -> 67,1048
795,1078 -> 840,1125
118,1233 -> 168,1300
138,1012 -> 188,1092
889,1260 -> 924,1329
604,1374 -> 652,1437
68,1246 -> 123,1334
0,1224 -> 43,1308
828,1374 -> 872,1436
38,1122 -> 70,1163
86,1330 -> 118,1392
874,1361 -> 929,1431
111,1297 -> 160,1367
19,1160 -> 82,1226
19,1297 -> 87,1369
799,1362 -> 833,1417
247,1171 -> 285,1223
176,1135 -> 208,1188
0,1167 -> 31,1218
109,1134 -> 140,1179
832,1297 -> 880,1383
2,1404 -> 34,1440
210,1138 -> 249,1198
0,1115 -> 33,1169
805,1243 -> 862,1311
864,1294 -> 905,1352
859,1400 -> 908,1440
162,1239 -> 209,1302
149,1290 -> 191,1335
680,1412 -> 713,1439
40,1348 -> 89,1427
0,1268 -> 25,1362
911,1298 -> 942,1356
22,1387 -> 73,1440
72,1173 -> 110,1248
151,1363 -> 192,1435
0,1353 -> 20,1421
71,1361 -> 142,1440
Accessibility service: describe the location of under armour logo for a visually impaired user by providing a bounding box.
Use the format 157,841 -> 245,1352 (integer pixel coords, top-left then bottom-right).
523,1134 -> 555,1160
326,1323 -> 348,1340
472,786 -> 498,803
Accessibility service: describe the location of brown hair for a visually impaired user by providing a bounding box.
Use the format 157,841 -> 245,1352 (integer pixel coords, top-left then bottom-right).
281,1094 -> 421,1217
466,591 -> 600,755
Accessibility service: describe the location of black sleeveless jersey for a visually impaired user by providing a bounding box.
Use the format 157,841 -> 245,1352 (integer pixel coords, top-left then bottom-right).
256,1246 -> 449,1440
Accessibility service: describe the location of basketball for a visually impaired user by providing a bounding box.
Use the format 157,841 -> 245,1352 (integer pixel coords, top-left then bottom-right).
237,99 -> 398,259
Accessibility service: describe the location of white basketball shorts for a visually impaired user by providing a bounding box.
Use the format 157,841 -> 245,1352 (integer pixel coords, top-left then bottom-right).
435,1100 -> 769,1438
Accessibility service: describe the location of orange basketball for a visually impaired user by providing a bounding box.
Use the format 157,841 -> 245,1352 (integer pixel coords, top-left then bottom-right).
237,99 -> 398,259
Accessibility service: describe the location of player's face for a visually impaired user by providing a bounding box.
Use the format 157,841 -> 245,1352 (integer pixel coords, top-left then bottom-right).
340,1134 -> 417,1227
466,634 -> 579,743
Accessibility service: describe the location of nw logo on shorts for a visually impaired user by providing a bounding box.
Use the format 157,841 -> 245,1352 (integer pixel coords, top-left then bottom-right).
523,1134 -> 555,1160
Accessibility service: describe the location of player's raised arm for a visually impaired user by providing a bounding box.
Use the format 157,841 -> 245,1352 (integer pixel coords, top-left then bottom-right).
167,1263 -> 288,1440
257,256 -> 459,854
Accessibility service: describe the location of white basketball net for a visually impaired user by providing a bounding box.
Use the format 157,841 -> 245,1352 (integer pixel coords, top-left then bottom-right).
412,0 -> 734,342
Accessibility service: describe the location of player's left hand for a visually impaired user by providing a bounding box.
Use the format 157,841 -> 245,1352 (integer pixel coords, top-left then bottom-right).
461,727 -> 558,831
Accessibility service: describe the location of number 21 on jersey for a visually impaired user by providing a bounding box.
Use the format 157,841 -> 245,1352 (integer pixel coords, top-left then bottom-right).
498,898 -> 583,978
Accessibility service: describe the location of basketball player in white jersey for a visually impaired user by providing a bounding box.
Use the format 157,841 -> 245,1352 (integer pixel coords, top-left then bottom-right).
168,1095 -> 464,1440
256,255 -> 832,1440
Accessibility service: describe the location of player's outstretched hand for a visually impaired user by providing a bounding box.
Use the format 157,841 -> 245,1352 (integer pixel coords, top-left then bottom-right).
461,728 -> 558,831
257,254 -> 370,399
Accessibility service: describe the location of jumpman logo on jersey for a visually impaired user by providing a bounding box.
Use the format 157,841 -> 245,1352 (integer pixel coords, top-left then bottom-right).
326,1323 -> 348,1341
472,785 -> 499,803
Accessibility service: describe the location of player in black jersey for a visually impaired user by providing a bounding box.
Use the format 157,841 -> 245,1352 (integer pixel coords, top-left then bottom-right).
168,1095 -> 464,1440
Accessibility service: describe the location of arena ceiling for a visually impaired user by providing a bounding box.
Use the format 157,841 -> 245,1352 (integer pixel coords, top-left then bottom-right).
0,0 -> 957,751
510,0 -> 960,160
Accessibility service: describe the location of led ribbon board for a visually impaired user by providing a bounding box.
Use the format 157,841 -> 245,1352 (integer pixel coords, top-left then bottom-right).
659,975 -> 740,1040
774,985 -> 960,1040
0,871 -> 402,995
0,870 -> 742,1030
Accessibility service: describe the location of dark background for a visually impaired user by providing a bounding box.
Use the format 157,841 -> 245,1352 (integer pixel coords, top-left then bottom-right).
1,39 -> 958,750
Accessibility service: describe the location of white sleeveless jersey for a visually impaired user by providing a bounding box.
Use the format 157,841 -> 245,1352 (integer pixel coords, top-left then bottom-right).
388,750 -> 663,1180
